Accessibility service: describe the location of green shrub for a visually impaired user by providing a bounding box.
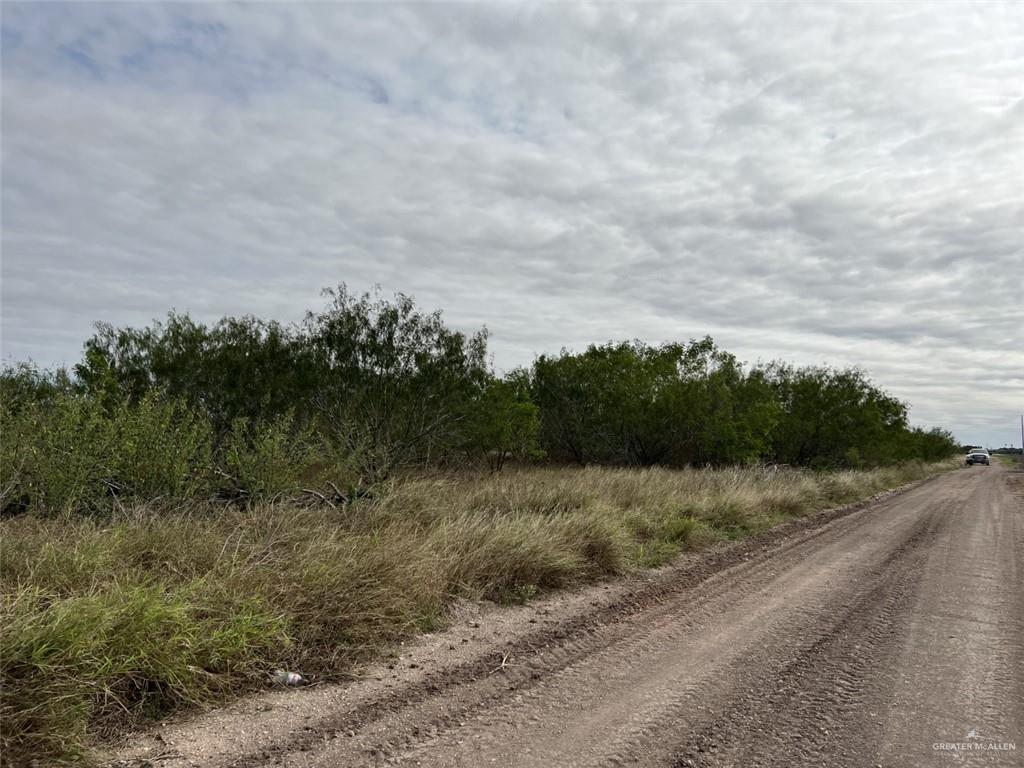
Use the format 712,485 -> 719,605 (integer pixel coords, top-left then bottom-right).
109,394 -> 214,500
0,393 -> 214,514
222,413 -> 318,498
3,394 -> 117,513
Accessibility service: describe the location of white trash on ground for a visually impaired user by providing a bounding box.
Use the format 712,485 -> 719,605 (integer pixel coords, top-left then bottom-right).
272,669 -> 307,686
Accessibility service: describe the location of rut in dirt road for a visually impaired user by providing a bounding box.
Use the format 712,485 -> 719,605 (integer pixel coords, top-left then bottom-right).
116,465 -> 1023,768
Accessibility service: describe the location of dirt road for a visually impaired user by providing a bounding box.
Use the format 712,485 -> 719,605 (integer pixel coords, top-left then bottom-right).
117,464 -> 1023,768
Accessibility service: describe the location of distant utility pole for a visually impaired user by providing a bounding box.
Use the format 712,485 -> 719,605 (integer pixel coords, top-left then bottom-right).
1020,414 -> 1023,453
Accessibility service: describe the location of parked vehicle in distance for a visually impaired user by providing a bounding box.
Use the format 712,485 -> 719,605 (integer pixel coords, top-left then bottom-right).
965,449 -> 990,466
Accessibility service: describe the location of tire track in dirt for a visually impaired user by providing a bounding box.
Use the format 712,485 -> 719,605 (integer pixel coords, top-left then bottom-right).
674,497 -> 950,767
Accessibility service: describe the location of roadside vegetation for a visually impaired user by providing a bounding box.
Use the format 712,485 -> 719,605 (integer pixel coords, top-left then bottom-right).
0,287 -> 960,764
994,452 -> 1023,468
1,462 -> 956,764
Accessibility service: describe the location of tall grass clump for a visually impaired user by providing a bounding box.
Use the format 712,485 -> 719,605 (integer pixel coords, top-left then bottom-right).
1,583 -> 286,761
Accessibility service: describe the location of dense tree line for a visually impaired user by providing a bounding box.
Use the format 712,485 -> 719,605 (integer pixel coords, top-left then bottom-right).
531,342 -> 956,468
0,287 -> 958,513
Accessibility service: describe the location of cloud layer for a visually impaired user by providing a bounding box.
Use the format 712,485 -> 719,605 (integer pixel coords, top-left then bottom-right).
2,3 -> 1022,446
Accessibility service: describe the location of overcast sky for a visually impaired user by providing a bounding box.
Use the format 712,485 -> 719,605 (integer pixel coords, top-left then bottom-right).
2,3 -> 1022,447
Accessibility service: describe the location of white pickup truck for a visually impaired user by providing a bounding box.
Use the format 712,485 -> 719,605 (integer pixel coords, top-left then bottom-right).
965,449 -> 990,466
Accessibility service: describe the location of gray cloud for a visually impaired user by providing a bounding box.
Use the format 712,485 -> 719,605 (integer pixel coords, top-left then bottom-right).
2,2 -> 1022,448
